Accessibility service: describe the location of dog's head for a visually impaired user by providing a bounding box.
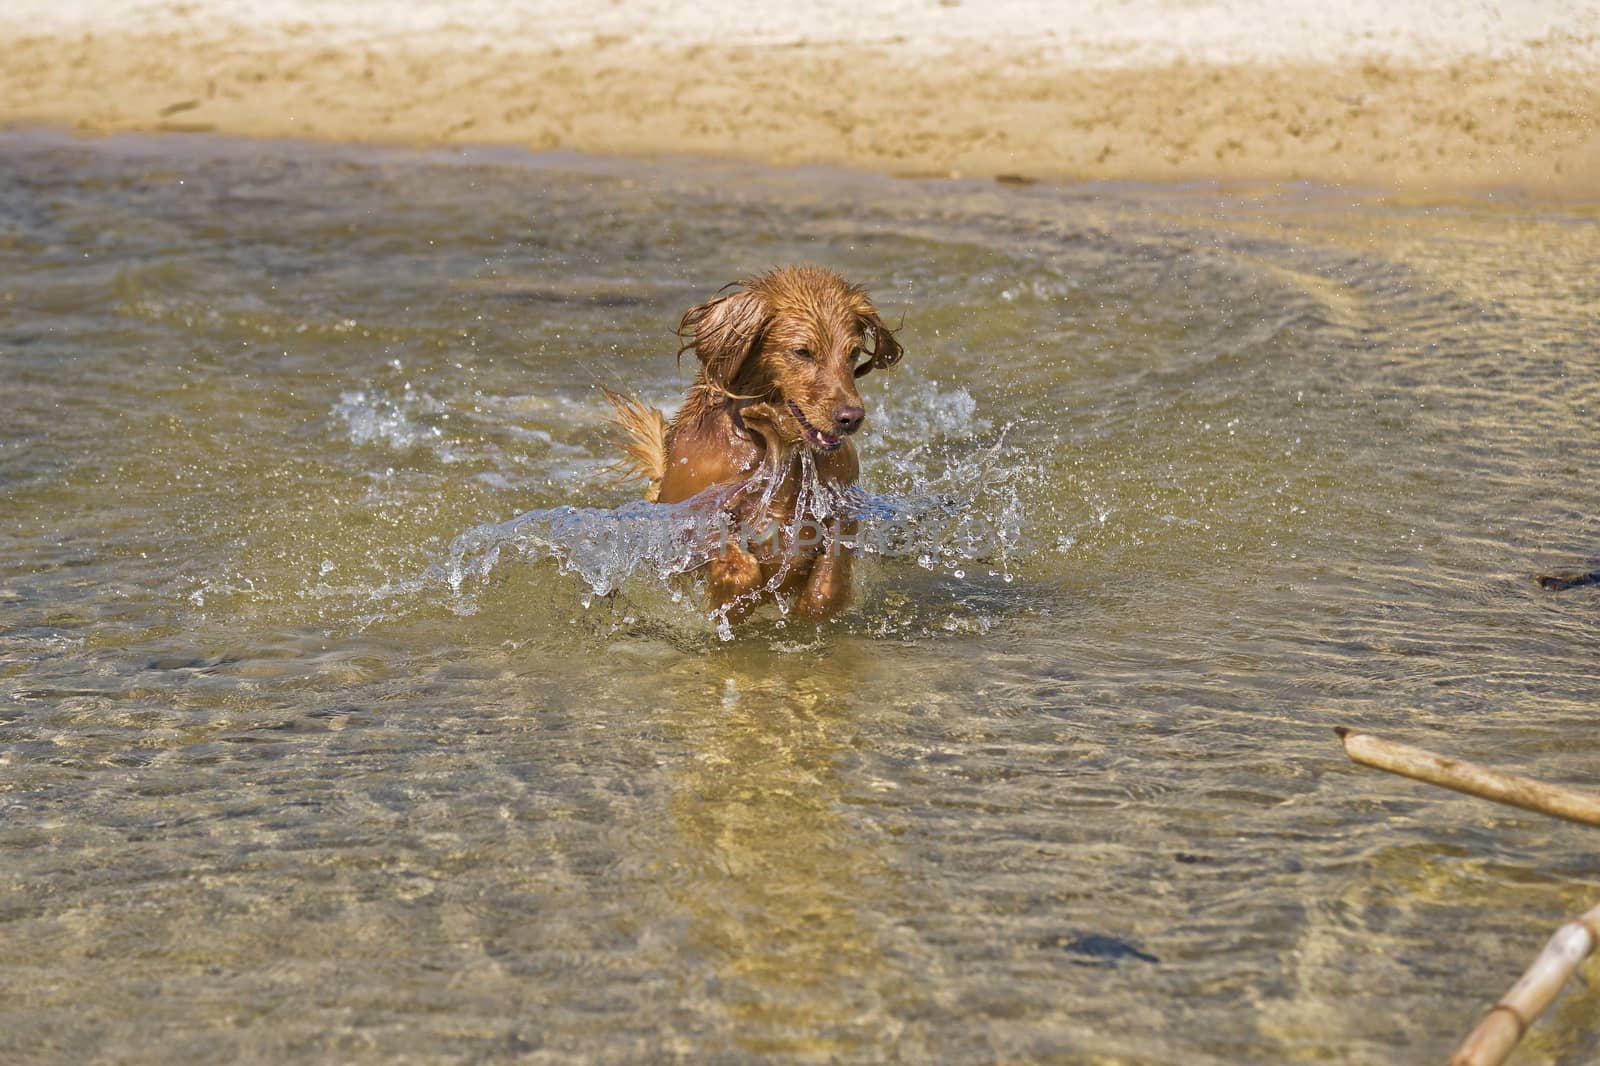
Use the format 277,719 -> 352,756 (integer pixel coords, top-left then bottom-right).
677,266 -> 903,453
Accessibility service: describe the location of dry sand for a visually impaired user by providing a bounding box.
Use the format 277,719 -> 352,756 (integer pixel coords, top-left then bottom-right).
2,1 -> 1596,196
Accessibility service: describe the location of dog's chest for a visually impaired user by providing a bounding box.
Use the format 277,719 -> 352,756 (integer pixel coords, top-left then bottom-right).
659,418 -> 761,503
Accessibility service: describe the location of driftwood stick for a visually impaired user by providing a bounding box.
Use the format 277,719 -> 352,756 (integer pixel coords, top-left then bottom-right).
1336,729 -> 1600,1062
1334,728 -> 1600,827
1447,903 -> 1600,1066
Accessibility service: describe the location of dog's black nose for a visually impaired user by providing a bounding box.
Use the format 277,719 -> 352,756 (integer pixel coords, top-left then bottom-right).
833,404 -> 865,434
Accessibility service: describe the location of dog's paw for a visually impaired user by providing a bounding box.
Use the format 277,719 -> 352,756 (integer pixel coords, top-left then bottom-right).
708,545 -> 764,606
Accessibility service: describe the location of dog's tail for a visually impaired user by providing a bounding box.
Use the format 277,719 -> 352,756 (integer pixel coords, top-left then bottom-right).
600,386 -> 668,502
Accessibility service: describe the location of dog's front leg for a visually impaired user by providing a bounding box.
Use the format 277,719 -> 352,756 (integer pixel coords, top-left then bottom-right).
792,527 -> 853,619
706,540 -> 765,619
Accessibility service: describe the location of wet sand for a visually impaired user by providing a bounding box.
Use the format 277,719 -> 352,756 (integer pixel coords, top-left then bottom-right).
2,2 -> 1597,195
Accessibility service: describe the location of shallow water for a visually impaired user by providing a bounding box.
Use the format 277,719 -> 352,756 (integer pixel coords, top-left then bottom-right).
2,130 -> 1598,1064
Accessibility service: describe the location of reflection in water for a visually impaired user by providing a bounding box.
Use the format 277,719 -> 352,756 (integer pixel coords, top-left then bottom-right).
662,658 -> 902,1057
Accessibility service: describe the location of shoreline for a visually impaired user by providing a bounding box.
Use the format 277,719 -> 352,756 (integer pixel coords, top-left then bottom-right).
3,11 -> 1597,199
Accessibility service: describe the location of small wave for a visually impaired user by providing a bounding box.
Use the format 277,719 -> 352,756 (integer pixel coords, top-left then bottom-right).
869,378 -> 990,446
331,386 -> 461,462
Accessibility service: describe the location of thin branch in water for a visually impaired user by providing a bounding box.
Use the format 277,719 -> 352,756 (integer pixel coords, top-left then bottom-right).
1334,728 -> 1600,827
1448,903 -> 1600,1066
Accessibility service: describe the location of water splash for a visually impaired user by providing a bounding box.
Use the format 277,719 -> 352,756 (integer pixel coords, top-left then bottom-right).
426,426 -> 1037,634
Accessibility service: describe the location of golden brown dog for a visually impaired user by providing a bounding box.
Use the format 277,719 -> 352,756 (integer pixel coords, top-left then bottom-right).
606,266 -> 903,621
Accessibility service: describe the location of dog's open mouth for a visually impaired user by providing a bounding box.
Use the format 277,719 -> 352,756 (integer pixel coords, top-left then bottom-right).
787,401 -> 843,452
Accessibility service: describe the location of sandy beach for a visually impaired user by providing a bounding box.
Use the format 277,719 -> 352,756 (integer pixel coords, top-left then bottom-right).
2,0 -> 1597,194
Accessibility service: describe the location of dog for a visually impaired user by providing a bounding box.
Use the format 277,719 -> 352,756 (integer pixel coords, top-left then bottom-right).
605,266 -> 903,621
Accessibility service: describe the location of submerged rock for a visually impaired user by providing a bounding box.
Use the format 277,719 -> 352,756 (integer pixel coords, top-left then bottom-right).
1042,932 -> 1160,965
1536,570 -> 1600,592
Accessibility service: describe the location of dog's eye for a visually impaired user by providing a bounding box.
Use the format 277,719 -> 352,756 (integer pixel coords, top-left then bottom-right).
791,347 -> 815,362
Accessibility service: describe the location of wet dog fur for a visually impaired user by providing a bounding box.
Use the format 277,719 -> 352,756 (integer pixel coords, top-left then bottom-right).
606,265 -> 903,620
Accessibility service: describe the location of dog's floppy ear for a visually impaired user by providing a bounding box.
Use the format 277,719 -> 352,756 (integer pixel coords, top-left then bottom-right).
677,285 -> 770,392
854,310 -> 903,379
